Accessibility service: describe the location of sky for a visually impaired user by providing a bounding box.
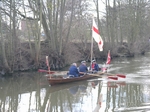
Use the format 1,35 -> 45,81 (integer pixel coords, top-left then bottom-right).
87,0 -> 114,18
88,0 -> 106,18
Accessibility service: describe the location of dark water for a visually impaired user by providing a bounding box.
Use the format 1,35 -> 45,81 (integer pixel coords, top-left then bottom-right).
1,53 -> 150,112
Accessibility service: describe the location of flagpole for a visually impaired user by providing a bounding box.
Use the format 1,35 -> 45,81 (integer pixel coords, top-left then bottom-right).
90,33 -> 93,67
90,17 -> 94,70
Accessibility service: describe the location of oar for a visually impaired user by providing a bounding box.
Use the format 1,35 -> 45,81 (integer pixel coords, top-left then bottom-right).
116,74 -> 126,78
92,72 -> 123,80
38,69 -> 48,73
90,71 -> 105,75
38,69 -> 55,74
88,73 -> 103,78
100,73 -> 126,78
88,73 -> 118,80
107,76 -> 118,80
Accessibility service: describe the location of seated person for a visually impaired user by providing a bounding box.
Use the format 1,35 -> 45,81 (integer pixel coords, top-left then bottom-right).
68,63 -> 79,77
79,61 -> 88,75
90,60 -> 100,73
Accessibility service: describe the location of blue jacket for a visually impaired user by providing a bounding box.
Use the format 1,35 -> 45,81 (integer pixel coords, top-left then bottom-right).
79,64 -> 88,73
68,65 -> 79,77
95,64 -> 100,71
91,63 -> 100,71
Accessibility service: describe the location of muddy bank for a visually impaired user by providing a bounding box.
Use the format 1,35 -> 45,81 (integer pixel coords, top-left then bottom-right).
38,42 -> 147,71
0,41 -> 148,75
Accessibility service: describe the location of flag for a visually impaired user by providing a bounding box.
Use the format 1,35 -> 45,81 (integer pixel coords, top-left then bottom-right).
106,50 -> 111,64
46,56 -> 49,67
92,18 -> 104,51
46,56 -> 51,73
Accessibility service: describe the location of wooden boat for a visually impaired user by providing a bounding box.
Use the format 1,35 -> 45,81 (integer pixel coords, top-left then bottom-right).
47,74 -> 99,86
46,71 -> 126,86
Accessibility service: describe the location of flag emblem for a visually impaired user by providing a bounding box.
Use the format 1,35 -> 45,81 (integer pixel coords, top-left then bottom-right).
92,18 -> 103,51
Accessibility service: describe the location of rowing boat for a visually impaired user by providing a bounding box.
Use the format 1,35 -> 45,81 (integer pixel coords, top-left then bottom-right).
46,71 -> 126,86
47,74 -> 99,86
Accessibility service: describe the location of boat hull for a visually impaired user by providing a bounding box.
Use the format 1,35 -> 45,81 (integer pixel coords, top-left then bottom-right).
47,75 -> 98,86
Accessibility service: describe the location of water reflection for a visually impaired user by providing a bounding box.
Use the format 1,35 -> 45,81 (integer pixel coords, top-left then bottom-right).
1,53 -> 150,111
0,74 -> 150,112
69,84 -> 87,95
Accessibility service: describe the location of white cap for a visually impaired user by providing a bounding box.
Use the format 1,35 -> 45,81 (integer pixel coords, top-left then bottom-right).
81,61 -> 86,63
92,60 -> 96,62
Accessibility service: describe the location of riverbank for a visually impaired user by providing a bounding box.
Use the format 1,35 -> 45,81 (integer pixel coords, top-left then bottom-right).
1,41 -> 149,75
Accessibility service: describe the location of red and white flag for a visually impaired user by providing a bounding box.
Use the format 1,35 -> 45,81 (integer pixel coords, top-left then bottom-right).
92,18 -> 104,51
106,50 -> 111,64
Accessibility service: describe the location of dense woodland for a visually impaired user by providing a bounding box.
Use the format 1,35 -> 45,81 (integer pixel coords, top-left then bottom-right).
0,0 -> 150,75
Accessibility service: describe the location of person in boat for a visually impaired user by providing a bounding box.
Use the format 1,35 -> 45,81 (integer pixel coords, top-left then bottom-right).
68,63 -> 79,77
79,61 -> 88,76
90,60 -> 100,73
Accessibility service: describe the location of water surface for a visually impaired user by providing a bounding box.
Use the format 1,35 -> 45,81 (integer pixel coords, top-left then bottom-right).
1,53 -> 150,112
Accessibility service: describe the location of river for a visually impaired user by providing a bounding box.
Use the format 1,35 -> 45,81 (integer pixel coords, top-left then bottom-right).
1,52 -> 150,112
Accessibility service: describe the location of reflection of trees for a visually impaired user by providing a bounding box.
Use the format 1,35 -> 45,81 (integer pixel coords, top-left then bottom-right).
0,78 -> 20,112
46,83 -> 88,112
105,82 -> 117,111
124,84 -> 142,107
0,72 -> 48,112
113,83 -> 148,110
0,75 -> 149,112
93,81 -> 148,112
